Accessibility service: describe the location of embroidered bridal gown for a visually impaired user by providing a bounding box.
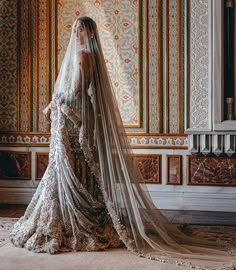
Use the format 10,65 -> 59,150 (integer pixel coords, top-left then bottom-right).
10,16 -> 236,270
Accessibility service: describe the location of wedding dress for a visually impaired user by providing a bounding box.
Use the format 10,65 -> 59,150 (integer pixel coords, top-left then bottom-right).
10,16 -> 236,270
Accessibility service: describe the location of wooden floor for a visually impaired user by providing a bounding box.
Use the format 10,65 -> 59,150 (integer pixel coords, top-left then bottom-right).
0,204 -> 26,218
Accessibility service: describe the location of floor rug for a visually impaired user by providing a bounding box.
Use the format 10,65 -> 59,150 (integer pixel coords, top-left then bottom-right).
0,218 -> 18,247
0,219 -> 236,270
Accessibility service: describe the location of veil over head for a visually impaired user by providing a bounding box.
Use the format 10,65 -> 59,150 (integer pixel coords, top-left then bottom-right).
52,16 -> 236,269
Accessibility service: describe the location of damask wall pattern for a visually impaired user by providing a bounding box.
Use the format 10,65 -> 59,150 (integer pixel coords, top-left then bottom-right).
0,0 -> 54,132
147,0 -> 184,134
0,0 -> 185,134
19,0 -> 31,131
0,0 -> 18,131
57,0 -> 140,127
37,0 -> 51,132
168,0 -> 182,133
148,0 -> 161,133
190,0 -> 210,130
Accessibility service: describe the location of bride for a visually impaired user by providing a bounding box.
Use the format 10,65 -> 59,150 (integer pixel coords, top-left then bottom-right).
10,16 -> 236,270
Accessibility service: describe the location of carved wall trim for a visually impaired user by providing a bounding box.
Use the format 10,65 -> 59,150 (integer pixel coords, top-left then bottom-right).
0,133 -> 188,148
188,134 -> 236,156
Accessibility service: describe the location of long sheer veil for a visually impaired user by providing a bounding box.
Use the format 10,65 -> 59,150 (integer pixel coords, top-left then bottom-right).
52,16 -> 236,269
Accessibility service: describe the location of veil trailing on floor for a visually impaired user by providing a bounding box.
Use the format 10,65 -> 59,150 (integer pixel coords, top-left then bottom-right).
51,16 -> 236,269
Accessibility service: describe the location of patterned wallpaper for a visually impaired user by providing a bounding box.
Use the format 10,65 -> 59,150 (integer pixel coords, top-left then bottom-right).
0,0 -> 185,135
57,0 -> 185,133
0,0 -> 54,133
57,0 -> 140,127
0,0 -> 18,131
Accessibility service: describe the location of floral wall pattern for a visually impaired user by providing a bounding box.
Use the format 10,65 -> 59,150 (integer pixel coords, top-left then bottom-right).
0,0 -> 19,131
57,0 -> 140,127
0,0 -> 54,133
0,0 -> 185,136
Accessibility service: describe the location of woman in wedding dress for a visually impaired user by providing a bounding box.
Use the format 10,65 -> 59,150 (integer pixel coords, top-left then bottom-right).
10,16 -> 236,270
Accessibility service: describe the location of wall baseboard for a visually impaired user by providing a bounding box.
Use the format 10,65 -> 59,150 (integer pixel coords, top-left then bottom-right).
0,188 -> 36,205
161,210 -> 236,225
0,188 -> 235,225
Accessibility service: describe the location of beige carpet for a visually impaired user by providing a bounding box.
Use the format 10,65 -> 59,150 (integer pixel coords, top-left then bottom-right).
0,218 -> 18,247
0,218 -> 189,270
1,218 -> 236,270
0,243 -> 191,270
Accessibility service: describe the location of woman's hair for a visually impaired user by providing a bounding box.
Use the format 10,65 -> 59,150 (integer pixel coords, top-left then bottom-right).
76,16 -> 97,32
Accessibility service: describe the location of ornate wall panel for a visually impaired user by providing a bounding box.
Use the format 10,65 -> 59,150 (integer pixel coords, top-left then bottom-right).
147,0 -> 184,134
36,0 -> 51,132
19,0 -> 31,131
0,0 -> 19,131
0,0 -> 55,133
187,156 -> 236,186
0,151 -> 31,180
168,0 -> 182,133
0,0 -> 185,143
162,0 -> 168,133
189,0 -> 210,130
57,0 -> 142,128
0,0 -> 187,148
148,0 -> 161,133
